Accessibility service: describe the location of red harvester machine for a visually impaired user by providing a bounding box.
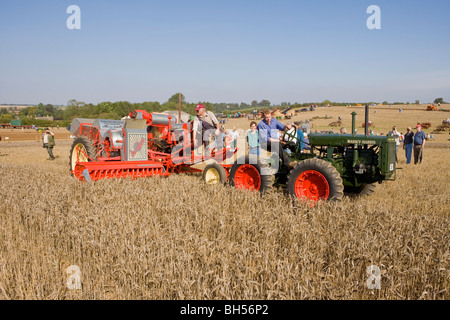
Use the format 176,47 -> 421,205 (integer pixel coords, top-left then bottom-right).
69,110 -> 236,182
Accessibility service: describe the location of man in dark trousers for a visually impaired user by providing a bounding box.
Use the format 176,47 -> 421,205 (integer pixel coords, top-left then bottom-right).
42,128 -> 56,160
413,124 -> 426,164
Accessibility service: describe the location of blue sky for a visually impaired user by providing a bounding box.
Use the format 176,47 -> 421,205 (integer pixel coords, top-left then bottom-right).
0,0 -> 449,105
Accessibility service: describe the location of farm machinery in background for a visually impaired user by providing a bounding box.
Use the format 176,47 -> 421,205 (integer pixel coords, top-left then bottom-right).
69,106 -> 397,203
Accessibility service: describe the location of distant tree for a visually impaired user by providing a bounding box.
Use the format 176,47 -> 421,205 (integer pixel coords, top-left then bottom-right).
28,107 -> 38,118
415,100 -> 420,105
45,104 -> 54,115
53,109 -> 64,120
240,102 -> 250,109
434,98 -> 444,104
251,100 -> 258,107
259,100 -> 271,107
67,99 -> 86,108
168,93 -> 185,104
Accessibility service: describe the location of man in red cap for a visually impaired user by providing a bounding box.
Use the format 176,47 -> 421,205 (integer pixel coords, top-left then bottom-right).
413,124 -> 426,164
193,104 -> 221,154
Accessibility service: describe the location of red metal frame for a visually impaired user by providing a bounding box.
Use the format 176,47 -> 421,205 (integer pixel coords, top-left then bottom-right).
71,110 -> 237,182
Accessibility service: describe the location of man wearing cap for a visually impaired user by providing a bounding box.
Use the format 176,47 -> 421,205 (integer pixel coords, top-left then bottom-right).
193,104 -> 221,154
413,124 -> 426,164
42,128 -> 56,160
403,127 -> 414,164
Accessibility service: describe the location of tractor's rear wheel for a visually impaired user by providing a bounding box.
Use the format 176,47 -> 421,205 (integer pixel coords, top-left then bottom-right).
202,163 -> 228,185
345,183 -> 377,196
287,158 -> 344,202
229,155 -> 274,192
69,137 -> 97,176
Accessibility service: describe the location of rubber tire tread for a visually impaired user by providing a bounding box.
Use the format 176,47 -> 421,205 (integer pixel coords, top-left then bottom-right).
202,162 -> 228,185
287,158 -> 344,201
358,183 -> 377,196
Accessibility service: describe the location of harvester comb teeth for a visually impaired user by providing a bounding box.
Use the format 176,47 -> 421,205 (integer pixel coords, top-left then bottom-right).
73,162 -> 170,182
82,169 -> 92,182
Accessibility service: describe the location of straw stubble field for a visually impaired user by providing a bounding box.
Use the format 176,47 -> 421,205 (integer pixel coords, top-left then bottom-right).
0,117 -> 449,300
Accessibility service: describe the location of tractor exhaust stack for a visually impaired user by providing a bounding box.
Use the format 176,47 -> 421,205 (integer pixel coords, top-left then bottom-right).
365,105 -> 370,136
351,112 -> 356,136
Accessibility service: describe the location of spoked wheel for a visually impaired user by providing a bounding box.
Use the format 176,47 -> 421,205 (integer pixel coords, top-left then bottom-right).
229,155 -> 274,192
202,163 -> 228,185
287,158 -> 344,202
69,137 -> 97,177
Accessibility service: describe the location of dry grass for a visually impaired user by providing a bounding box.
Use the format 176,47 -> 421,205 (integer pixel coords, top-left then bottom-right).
1,105 -> 449,300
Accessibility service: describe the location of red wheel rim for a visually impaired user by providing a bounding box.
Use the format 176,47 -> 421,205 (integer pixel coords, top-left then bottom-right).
294,170 -> 330,201
234,164 -> 261,191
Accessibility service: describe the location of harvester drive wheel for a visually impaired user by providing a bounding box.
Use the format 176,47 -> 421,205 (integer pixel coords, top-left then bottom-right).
202,163 -> 228,185
69,137 -> 97,176
287,158 -> 344,202
229,155 -> 274,192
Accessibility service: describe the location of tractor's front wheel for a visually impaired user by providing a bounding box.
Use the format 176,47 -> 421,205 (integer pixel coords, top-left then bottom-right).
69,137 -> 97,177
287,158 -> 344,202
229,155 -> 274,192
202,162 -> 228,185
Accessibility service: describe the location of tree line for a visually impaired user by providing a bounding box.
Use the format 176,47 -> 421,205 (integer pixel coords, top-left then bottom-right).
1,94 -> 446,128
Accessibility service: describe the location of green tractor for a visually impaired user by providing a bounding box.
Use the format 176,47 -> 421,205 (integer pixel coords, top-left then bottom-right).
225,106 -> 397,202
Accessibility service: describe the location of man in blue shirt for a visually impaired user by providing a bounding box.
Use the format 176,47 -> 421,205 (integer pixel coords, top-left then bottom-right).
257,110 -> 297,169
413,124 -> 426,164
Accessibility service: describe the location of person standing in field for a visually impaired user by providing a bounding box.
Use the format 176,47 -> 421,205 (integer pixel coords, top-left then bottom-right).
403,127 -> 414,164
413,124 -> 426,164
247,121 -> 260,156
297,127 -> 305,152
230,127 -> 239,152
42,128 -> 56,160
193,104 -> 221,154
389,126 -> 401,162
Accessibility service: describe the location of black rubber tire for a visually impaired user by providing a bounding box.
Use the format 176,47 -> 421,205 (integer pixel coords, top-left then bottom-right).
229,155 -> 274,192
69,137 -> 97,176
202,162 -> 228,185
287,158 -> 344,201
345,183 -> 377,196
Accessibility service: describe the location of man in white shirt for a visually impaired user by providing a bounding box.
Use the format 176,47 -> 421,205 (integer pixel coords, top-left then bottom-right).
390,126 -> 401,162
